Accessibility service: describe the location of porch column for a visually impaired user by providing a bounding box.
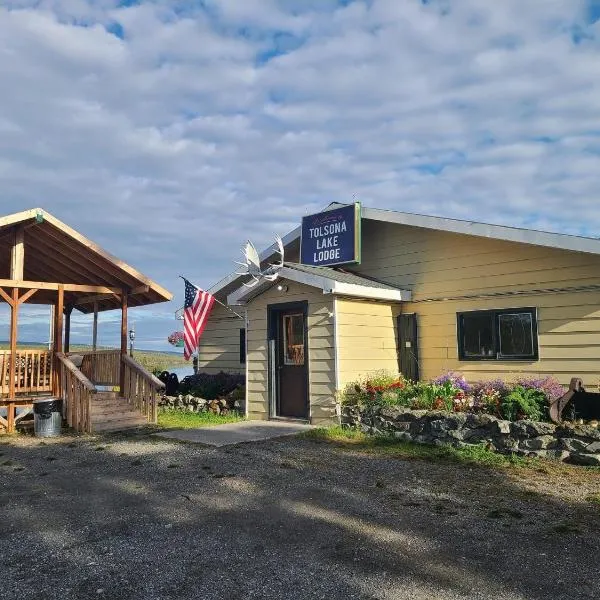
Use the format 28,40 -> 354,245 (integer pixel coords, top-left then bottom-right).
53,285 -> 64,395
7,288 -> 19,432
120,290 -> 128,393
92,302 -> 98,351
64,306 -> 73,354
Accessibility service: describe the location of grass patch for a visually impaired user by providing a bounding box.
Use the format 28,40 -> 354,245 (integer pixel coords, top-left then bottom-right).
157,409 -> 244,430
585,493 -> 600,505
300,426 -> 535,469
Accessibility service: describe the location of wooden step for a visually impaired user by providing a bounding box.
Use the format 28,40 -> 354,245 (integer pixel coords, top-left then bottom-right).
92,417 -> 149,433
91,401 -> 134,413
90,395 -> 150,432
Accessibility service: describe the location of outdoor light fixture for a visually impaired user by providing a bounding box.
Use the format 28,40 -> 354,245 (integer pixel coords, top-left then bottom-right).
129,326 -> 135,357
277,284 -> 288,293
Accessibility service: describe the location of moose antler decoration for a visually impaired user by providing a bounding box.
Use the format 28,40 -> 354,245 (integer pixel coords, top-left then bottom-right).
235,235 -> 285,288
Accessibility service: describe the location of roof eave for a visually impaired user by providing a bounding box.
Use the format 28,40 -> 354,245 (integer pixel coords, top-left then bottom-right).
227,268 -> 410,305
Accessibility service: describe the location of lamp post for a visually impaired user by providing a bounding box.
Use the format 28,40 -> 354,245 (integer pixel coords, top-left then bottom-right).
129,325 -> 135,358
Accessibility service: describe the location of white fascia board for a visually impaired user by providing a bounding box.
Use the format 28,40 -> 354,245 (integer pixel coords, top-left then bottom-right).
362,207 -> 600,255
227,278 -> 277,306
328,282 -> 411,302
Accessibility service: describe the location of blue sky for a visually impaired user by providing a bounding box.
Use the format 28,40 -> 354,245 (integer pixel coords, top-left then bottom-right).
1,0 -> 599,351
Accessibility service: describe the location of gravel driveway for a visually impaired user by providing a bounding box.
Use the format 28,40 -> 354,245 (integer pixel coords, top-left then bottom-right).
1,432 -> 599,600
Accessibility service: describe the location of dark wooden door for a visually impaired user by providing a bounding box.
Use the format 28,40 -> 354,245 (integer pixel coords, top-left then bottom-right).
398,313 -> 419,381
277,310 -> 308,418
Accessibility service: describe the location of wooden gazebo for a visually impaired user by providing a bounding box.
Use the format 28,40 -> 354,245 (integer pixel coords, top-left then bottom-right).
0,208 -> 172,433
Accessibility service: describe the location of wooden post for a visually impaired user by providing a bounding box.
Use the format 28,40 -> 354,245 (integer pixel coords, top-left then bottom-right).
120,291 -> 128,393
10,225 -> 24,280
7,288 -> 18,432
92,302 -> 98,351
53,285 -> 64,395
56,285 -> 64,353
64,306 -> 73,354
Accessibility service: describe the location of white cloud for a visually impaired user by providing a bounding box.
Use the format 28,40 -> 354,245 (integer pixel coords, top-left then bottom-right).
0,0 -> 599,347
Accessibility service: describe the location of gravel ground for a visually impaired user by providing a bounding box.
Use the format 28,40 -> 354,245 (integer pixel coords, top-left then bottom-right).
1,431 -> 599,600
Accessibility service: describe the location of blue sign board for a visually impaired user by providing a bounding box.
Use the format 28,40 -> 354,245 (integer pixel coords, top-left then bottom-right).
300,203 -> 361,267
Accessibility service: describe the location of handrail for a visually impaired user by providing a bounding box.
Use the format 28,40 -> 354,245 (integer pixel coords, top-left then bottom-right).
57,352 -> 96,433
56,353 -> 97,392
121,354 -> 165,390
121,354 -> 165,424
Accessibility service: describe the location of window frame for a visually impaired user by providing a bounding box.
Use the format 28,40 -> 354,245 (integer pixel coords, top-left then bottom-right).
457,307 -> 539,362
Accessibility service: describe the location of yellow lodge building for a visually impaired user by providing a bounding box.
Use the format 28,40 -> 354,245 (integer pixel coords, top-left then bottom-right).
197,204 -> 600,426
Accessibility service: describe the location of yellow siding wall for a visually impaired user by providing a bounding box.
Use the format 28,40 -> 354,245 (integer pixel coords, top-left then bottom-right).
245,281 -> 336,425
197,302 -> 245,375
352,220 -> 600,387
336,298 -> 401,388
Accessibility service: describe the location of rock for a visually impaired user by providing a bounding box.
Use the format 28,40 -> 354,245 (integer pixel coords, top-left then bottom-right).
466,413 -> 497,429
586,441 -> 600,453
556,423 -> 600,440
510,420 -> 556,438
495,437 -> 519,451
429,414 -> 466,432
492,420 -> 511,435
545,450 -> 570,462
519,436 -> 556,451
559,438 -> 590,453
566,453 -> 600,467
393,431 -> 412,442
380,407 -> 403,420
394,421 -> 411,432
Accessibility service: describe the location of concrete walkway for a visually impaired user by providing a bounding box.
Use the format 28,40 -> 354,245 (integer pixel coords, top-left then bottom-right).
154,419 -> 313,447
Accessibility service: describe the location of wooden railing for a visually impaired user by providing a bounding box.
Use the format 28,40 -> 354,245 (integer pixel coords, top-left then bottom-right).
121,354 -> 165,423
0,350 -> 53,397
57,353 -> 96,433
76,350 -> 121,387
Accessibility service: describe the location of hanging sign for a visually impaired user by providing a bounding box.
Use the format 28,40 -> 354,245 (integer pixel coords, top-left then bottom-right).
300,203 -> 361,267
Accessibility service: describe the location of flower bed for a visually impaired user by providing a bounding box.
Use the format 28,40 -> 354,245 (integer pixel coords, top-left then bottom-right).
341,371 -> 567,424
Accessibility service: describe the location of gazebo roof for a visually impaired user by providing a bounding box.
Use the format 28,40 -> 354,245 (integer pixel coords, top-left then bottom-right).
0,208 -> 172,313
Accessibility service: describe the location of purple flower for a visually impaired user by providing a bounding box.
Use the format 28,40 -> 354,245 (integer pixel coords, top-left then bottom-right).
514,376 -> 565,403
432,372 -> 472,393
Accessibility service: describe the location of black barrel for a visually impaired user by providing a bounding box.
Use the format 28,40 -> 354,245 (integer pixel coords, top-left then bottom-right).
33,398 -> 62,438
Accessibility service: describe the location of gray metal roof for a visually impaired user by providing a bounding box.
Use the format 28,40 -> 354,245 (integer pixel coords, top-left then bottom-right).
212,204 -> 600,296
284,263 -> 400,290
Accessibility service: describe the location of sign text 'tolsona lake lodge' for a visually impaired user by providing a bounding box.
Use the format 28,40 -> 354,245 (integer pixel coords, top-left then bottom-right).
300,203 -> 362,267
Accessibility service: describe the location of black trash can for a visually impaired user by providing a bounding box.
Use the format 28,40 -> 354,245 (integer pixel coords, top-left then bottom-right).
33,398 -> 63,438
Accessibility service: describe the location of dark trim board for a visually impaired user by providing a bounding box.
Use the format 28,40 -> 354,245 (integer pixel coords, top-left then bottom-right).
267,301 -> 309,420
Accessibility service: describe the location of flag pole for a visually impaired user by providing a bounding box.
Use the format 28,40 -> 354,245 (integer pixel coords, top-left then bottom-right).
179,275 -> 244,320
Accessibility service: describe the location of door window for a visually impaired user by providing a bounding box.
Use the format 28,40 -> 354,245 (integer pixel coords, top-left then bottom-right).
283,313 -> 305,365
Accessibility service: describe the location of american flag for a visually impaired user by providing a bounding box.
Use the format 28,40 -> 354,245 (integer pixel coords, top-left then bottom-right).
183,278 -> 215,361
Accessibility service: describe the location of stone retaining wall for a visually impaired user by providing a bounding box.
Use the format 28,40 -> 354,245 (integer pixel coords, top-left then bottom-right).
341,405 -> 600,466
159,394 -> 245,414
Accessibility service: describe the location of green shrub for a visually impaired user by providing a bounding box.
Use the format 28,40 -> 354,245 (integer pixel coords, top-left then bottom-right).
500,386 -> 547,422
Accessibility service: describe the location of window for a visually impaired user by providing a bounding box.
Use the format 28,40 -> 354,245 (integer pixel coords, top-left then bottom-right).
283,313 -> 305,365
239,328 -> 246,364
457,308 -> 538,361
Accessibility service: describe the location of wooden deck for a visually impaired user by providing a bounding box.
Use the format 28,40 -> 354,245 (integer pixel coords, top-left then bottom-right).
1,350 -> 165,434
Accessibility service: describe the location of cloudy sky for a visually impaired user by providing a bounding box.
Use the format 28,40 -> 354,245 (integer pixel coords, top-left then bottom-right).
1,0 -> 600,351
